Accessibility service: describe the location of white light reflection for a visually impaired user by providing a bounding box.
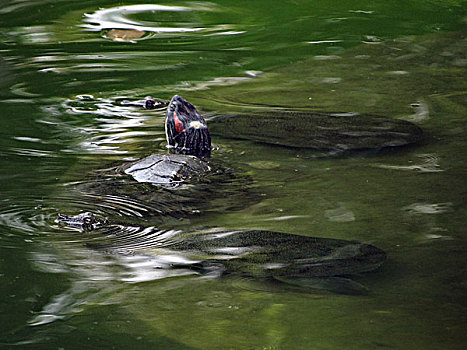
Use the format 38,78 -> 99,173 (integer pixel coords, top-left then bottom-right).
82,5 -> 204,33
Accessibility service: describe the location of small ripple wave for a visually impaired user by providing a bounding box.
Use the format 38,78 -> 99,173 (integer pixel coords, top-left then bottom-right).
81,4 -> 244,40
38,95 -> 167,156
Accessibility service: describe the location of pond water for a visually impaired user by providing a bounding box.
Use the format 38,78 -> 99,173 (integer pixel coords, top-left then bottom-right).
0,0 -> 466,349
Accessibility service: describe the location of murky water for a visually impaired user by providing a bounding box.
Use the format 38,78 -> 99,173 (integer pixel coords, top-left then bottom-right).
0,1 -> 466,349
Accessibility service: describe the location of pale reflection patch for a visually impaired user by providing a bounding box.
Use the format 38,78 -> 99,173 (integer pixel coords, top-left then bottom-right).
325,204 -> 355,222
373,153 -> 443,173
403,202 -> 452,215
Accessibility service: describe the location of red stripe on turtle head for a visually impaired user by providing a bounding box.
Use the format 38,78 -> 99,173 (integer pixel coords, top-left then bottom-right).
173,112 -> 185,133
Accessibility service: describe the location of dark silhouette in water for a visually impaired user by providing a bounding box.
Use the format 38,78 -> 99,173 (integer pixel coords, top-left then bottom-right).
56,212 -> 386,295
56,96 -> 395,294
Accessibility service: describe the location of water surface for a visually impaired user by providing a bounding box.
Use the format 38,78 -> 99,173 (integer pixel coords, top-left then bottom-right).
0,1 -> 466,349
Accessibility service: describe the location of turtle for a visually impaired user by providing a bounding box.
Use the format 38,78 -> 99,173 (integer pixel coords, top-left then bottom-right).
124,95 -> 423,155
119,94 -> 212,185
55,212 -> 386,295
56,211 -> 108,231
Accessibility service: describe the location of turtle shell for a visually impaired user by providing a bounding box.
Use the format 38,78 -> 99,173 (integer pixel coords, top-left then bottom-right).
121,153 -> 211,185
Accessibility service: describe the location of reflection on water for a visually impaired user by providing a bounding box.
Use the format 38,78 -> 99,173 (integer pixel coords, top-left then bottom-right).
82,4 -> 205,34
406,100 -> 430,123
403,202 -> 452,215
27,237 -> 199,326
40,95 -> 167,155
373,153 -> 444,172
81,3 -> 250,43
324,203 -> 355,222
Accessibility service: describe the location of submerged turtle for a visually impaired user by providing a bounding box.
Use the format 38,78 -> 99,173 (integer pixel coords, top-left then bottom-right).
56,212 -> 386,295
126,95 -> 423,155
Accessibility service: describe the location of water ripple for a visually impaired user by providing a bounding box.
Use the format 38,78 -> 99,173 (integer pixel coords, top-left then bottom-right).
82,5 -> 202,33
38,95 -> 167,155
0,199 -> 58,241
81,4 -> 240,40
403,202 -> 452,215
373,153 -> 444,173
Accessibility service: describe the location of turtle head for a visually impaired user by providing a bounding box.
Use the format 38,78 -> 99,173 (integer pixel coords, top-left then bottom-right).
165,95 -> 211,158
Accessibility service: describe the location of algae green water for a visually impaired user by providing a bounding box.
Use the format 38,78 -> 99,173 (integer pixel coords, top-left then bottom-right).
0,1 -> 466,349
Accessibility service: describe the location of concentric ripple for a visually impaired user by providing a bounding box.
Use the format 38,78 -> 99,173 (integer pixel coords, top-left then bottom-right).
0,200 -> 57,235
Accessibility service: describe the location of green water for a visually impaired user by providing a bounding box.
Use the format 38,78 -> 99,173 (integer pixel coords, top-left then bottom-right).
0,0 -> 466,349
